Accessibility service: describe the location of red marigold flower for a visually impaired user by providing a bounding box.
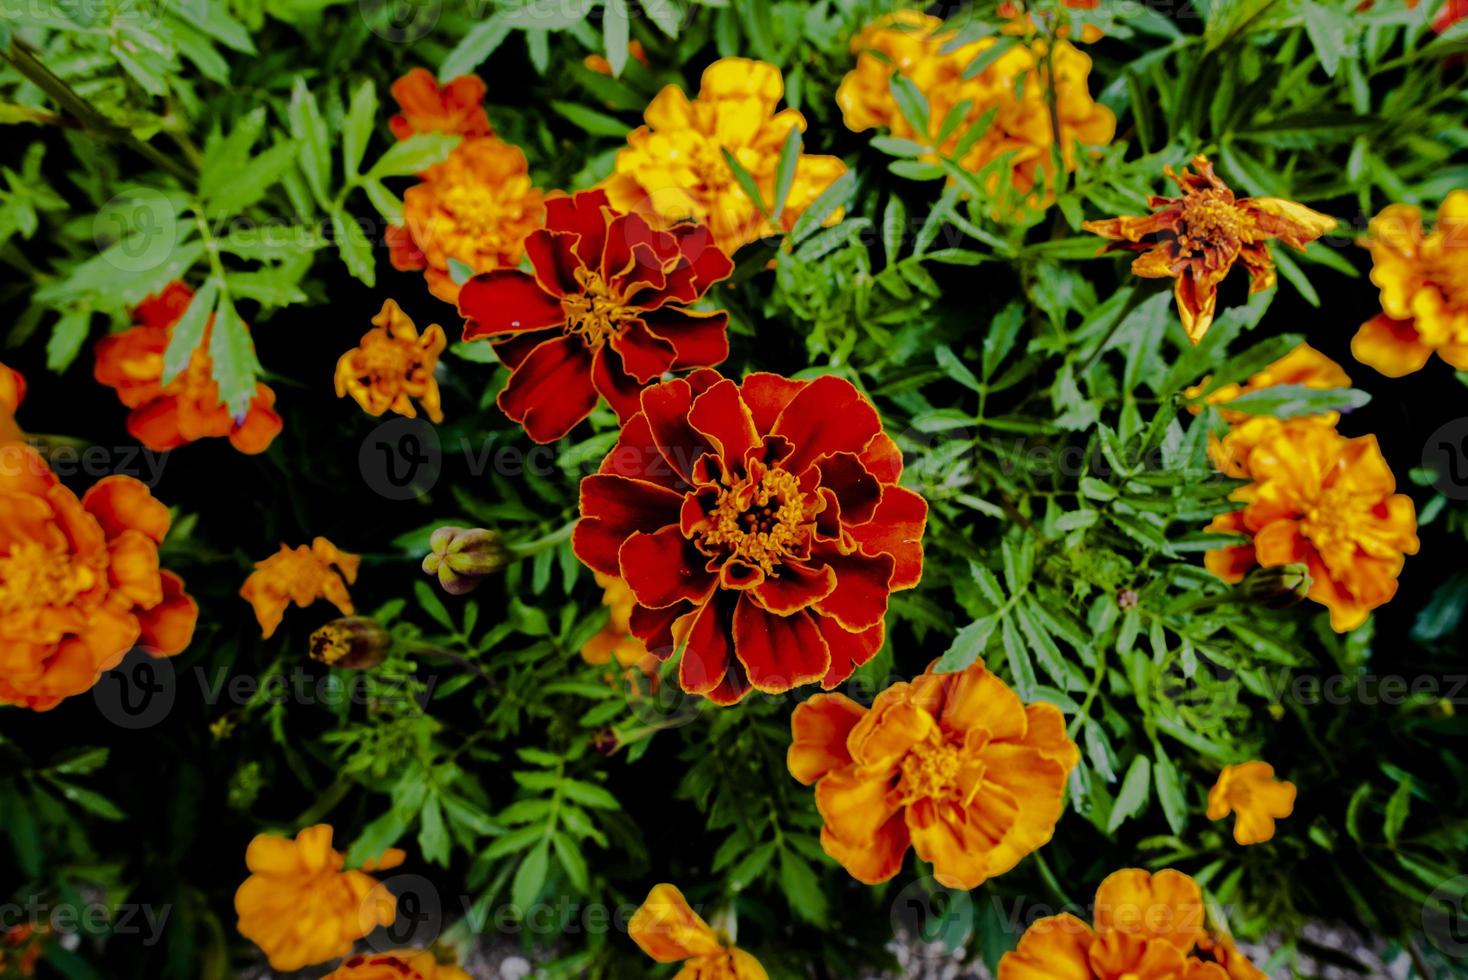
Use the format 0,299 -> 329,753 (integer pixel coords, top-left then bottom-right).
572,370 -> 927,704
388,67 -> 493,141
459,188 -> 734,444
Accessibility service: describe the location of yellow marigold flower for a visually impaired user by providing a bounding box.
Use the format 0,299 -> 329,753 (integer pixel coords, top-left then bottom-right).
628,884 -> 768,980
580,572 -> 658,676
603,57 -> 848,255
240,537 -> 360,638
837,12 -> 1114,208
1204,422 -> 1418,632
1206,761 -> 1296,845
999,868 -> 1269,980
335,299 -> 447,424
788,657 -> 1078,889
389,137 -> 546,304
1084,156 -> 1335,344
1353,191 -> 1468,376
234,824 -> 404,973
323,950 -> 471,980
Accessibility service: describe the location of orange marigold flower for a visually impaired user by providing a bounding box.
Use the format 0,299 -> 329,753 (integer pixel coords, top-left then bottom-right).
388,67 -> 493,141
94,282 -> 283,454
999,868 -> 1268,980
581,572 -> 660,679
0,361 -> 25,446
837,12 -> 1114,208
1083,156 -> 1336,344
240,537 -> 359,638
585,39 -> 649,75
1352,192 -> 1468,376
234,824 -> 404,973
0,446 -> 197,710
335,299 -> 447,424
1,921 -> 45,976
603,58 -> 848,256
323,950 -> 471,980
628,884 -> 768,980
1204,422 -> 1418,632
390,138 -> 546,304
788,658 -> 1078,888
1206,761 -> 1296,845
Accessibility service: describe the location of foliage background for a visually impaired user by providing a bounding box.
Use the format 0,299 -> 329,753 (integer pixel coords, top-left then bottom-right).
2,0 -> 1468,977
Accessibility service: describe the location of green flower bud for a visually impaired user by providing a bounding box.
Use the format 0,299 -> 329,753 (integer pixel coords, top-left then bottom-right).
422,526 -> 507,595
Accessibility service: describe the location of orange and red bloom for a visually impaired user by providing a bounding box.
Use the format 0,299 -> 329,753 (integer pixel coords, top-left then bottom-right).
388,68 -> 493,141
788,658 -> 1077,888
335,299 -> 447,424
999,868 -> 1266,980
573,369 -> 925,704
1352,191 -> 1468,376
460,189 -> 734,443
94,282 -> 283,454
1084,156 -> 1335,343
1,361 -> 26,445
240,537 -> 359,638
0,446 -> 197,710
234,824 -> 403,972
1208,762 -> 1296,845
324,951 -> 471,980
628,884 -> 768,979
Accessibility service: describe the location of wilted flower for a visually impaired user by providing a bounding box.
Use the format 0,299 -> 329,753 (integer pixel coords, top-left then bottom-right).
94,282 -> 283,454
335,299 -> 447,424
241,537 -> 359,638
459,189 -> 733,443
309,616 -> 390,670
1352,192 -> 1468,376
628,884 -> 768,979
388,67 -> 493,141
422,526 -> 506,595
789,658 -> 1078,888
1207,761 -> 1296,845
1083,156 -> 1336,343
324,950 -> 472,980
234,824 -> 403,972
604,58 -> 848,255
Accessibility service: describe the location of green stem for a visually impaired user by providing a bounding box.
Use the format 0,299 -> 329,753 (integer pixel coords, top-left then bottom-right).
510,520 -> 576,559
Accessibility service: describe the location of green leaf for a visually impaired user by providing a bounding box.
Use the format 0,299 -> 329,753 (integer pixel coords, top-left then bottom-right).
162,277 -> 220,384
720,146 -> 771,220
207,140 -> 299,217
207,292 -> 261,418
46,779 -> 124,820
771,124 -> 802,220
553,832 -> 590,891
603,0 -> 630,76
440,13 -> 513,80
343,79 -> 379,178
551,101 -> 631,136
935,616 -> 999,672
1153,751 -> 1188,836
368,132 -> 460,179
639,0 -> 682,35
729,842 -> 777,891
347,808 -> 409,867
45,311 -> 91,372
559,779 -> 620,810
1222,383 -> 1370,419
999,615 -> 1037,699
1384,777 -> 1412,846
935,344 -> 982,392
418,793 -> 450,865
888,74 -> 932,141
512,839 -> 551,910
1302,0 -> 1351,77
778,849 -> 828,925
287,79 -> 331,207
788,170 -> 856,243
330,209 -> 376,287
1107,755 -> 1152,832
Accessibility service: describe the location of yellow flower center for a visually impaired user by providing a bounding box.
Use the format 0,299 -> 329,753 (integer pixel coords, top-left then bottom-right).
0,540 -> 97,613
440,183 -> 516,241
1181,190 -> 1250,246
562,269 -> 634,349
897,738 -> 965,804
698,466 -> 810,575
360,337 -> 416,383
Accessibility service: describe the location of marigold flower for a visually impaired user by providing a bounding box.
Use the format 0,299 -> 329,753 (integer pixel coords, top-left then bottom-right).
389,67 -> 493,141
1352,192 -> 1468,376
603,58 -> 848,255
573,370 -> 926,703
0,361 -> 25,446
459,189 -> 733,443
389,137 -> 546,304
581,571 -> 660,678
1204,422 -> 1417,632
999,868 -> 1268,980
309,616 -> 390,670
628,884 -> 768,980
0,447 -> 197,710
1,921 -> 45,976
1083,156 -> 1336,344
234,824 -> 404,973
94,282 -> 283,454
335,299 -> 447,424
1206,761 -> 1296,845
788,658 -> 1078,888
837,12 -> 1114,207
323,950 -> 471,980
241,537 -> 359,638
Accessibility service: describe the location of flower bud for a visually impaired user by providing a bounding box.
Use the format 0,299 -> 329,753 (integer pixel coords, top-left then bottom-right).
422,526 -> 507,594
309,616 -> 390,669
1239,563 -> 1311,609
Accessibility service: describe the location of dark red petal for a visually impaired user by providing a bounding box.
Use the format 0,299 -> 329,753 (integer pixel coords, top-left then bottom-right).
616,241 -> 671,303
602,211 -> 670,286
659,224 -> 734,303
546,189 -> 610,270
751,561 -> 837,616
688,378 -> 760,465
676,597 -> 733,696
619,526 -> 716,609
640,378 -> 715,484
491,330 -> 559,371
590,345 -> 647,423
741,373 -> 807,435
641,308 -> 730,371
497,335 -> 598,443
458,270 -> 564,341
573,473 -> 684,575
704,654 -> 752,706
813,548 -> 895,631
818,616 -> 885,689
773,376 -> 882,475
818,452 -> 881,527
524,228 -> 578,296
611,319 -> 678,383
860,431 -> 904,483
850,486 -> 927,591
732,599 -> 830,693
630,600 -> 687,660
597,412 -> 686,491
